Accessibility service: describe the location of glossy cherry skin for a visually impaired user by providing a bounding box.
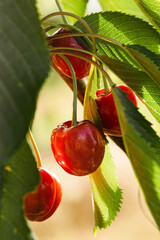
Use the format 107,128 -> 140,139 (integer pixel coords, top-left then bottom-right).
96,85 -> 138,136
51,120 -> 105,176
49,29 -> 92,79
40,173 -> 62,220
24,167 -> 61,221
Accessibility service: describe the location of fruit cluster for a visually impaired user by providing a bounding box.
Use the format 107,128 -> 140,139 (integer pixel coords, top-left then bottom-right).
24,27 -> 138,222
49,29 -> 106,176
49,28 -> 138,171
49,28 -> 138,134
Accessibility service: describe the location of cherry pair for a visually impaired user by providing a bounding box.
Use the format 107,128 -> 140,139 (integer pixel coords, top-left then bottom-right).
49,29 -> 105,176
49,28 -> 138,177
49,29 -> 137,137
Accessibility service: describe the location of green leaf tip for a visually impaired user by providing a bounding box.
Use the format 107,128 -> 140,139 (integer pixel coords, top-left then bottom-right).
93,226 -> 98,236
90,145 -> 123,230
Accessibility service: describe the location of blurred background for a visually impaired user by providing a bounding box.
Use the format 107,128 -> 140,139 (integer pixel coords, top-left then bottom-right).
30,1 -> 160,239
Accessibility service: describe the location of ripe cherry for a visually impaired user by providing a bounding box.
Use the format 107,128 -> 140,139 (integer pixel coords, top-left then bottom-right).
96,85 -> 138,136
40,173 -> 62,220
51,120 -> 105,176
24,167 -> 62,221
49,29 -> 92,79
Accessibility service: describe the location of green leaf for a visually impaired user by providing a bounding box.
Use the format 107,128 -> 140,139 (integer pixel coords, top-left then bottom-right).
75,12 -> 160,123
84,66 -> 102,128
100,48 -> 160,124
90,145 -> 122,230
0,140 -> 40,240
0,1 -> 50,162
60,0 -> 89,24
126,44 -> 160,87
76,11 -> 160,54
125,45 -> 160,123
98,0 -> 146,20
112,86 -> 160,229
134,0 -> 160,32
83,66 -> 122,230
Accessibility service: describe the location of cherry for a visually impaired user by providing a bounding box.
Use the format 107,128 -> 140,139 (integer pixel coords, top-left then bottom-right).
51,120 -> 105,176
49,29 -> 92,79
24,167 -> 62,221
96,85 -> 138,136
40,173 -> 62,220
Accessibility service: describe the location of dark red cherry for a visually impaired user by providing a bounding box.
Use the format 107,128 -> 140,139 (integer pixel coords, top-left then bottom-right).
24,167 -> 61,221
51,120 -> 105,176
49,29 -> 92,79
96,85 -> 138,136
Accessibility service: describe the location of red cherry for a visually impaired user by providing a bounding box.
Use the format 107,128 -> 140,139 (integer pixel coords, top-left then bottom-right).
49,29 -> 92,79
40,173 -> 62,220
96,85 -> 138,136
24,167 -> 61,221
51,120 -> 105,176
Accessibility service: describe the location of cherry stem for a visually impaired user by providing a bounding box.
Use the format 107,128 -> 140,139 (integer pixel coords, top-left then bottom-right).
28,129 -> 42,168
61,55 -> 78,126
50,48 -> 114,87
47,31 -> 123,56
41,11 -> 96,54
55,0 -> 68,24
45,23 -> 93,51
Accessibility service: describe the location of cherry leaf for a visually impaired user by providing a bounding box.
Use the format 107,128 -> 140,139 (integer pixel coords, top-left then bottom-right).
83,66 -> 122,230
0,140 -> 39,240
125,45 -> 160,87
0,1 -> 50,163
134,0 -> 160,32
0,1 -> 49,239
112,86 -> 160,229
100,49 -> 160,124
75,12 -> 160,123
83,66 -> 103,129
60,0 -> 89,24
90,145 -> 122,230
98,0 -> 146,20
75,11 -> 160,55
